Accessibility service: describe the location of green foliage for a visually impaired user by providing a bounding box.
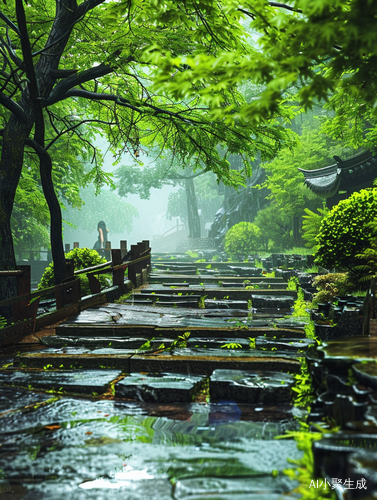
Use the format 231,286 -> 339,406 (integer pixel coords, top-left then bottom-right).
254,205 -> 293,251
292,358 -> 316,409
224,222 -> 262,258
198,295 -> 207,309
171,332 -> 191,349
354,219 -> 377,283
316,189 -> 377,271
262,118 -> 347,219
287,277 -> 299,292
185,251 -> 199,258
291,288 -> 311,320
151,0 -> 377,130
0,316 -> 7,329
312,273 -> 354,304
114,291 -> 133,303
281,423 -> 336,500
302,206 -> 329,251
38,248 -> 109,296
221,342 -> 242,349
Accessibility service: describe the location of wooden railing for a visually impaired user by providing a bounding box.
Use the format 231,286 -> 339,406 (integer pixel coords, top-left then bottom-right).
0,240 -> 151,345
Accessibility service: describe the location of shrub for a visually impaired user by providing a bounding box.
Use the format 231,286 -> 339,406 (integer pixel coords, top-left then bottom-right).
38,247 -> 110,296
315,189 -> 377,271
224,222 -> 262,258
312,273 -> 354,303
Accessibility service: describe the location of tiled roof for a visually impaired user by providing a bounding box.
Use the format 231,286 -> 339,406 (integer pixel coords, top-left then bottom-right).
298,151 -> 377,197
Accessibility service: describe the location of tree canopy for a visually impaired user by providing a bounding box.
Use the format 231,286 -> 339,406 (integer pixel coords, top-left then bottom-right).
151,0 -> 377,124
0,0 -> 294,307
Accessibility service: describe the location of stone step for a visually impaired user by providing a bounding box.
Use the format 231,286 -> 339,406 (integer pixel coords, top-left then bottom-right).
139,288 -> 296,300
149,275 -> 285,284
133,293 -> 202,301
14,347 -> 301,374
56,323 -> 305,339
209,369 -> 295,404
0,368 -> 121,396
124,299 -> 200,308
221,282 -> 288,289
114,373 -> 206,402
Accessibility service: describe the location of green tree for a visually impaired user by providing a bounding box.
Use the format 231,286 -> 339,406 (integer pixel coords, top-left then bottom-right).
262,116 -> 359,219
253,204 -> 293,252
0,0 -> 292,310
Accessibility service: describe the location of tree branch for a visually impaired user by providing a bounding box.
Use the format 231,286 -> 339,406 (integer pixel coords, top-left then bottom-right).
45,118 -> 116,150
51,88 -> 142,112
268,2 -> 302,13
0,11 -> 21,37
0,92 -> 27,122
45,63 -> 114,105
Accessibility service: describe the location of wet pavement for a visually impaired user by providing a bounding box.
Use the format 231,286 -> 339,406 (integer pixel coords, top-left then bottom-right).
0,256 -> 317,499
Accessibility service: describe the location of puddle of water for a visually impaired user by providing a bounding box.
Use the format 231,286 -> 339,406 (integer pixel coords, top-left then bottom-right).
0,396 -> 301,498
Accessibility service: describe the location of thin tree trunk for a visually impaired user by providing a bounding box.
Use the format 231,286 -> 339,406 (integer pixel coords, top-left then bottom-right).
30,141 -> 66,285
185,177 -> 201,238
0,116 -> 32,316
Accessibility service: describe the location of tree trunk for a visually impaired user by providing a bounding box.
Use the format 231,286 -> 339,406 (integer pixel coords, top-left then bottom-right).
0,115 -> 33,316
185,177 -> 201,238
32,143 -> 66,285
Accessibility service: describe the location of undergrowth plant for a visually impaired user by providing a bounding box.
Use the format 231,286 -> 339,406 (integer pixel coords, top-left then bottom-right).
292,357 -> 316,409
279,422 -> 336,500
287,276 -> 299,291
171,331 -> 191,349
38,247 -> 110,296
291,288 -> 312,320
0,315 -> 7,329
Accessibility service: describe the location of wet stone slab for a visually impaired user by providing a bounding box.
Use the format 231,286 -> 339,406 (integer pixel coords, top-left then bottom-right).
174,476 -> 298,500
130,348 -> 301,375
209,369 -> 295,404
205,299 -> 248,310
0,369 -> 121,395
0,395 -> 301,499
115,373 -> 205,402
15,348 -> 133,370
41,336 -> 149,350
252,295 -> 295,309
352,362 -> 377,390
0,386 -> 52,414
255,337 -> 315,352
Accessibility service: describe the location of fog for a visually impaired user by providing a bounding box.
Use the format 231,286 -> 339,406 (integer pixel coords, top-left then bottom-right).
63,142 -> 187,253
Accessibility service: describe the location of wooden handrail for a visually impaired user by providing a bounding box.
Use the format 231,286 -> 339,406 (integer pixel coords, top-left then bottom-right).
0,278 -> 79,309
0,247 -> 151,309
0,270 -> 24,276
74,261 -> 112,275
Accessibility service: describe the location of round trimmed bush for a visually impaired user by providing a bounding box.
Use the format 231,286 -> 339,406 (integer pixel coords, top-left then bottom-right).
315,189 -> 377,271
224,222 -> 262,258
38,247 -> 110,296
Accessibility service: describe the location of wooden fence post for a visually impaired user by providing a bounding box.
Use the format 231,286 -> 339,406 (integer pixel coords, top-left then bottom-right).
105,241 -> 111,262
128,244 -> 138,287
142,239 -> 151,273
120,240 -> 127,260
112,249 -> 124,287
12,265 -> 31,322
56,259 -> 81,309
